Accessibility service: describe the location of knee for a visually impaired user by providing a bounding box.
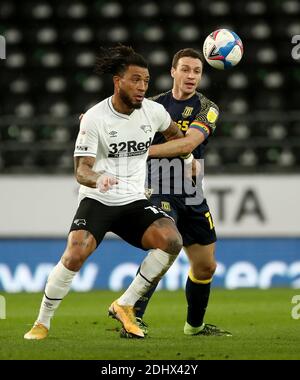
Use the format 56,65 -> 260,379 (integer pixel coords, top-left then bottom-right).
62,250 -> 85,271
157,232 -> 183,255
142,219 -> 183,255
62,233 -> 95,271
192,261 -> 217,281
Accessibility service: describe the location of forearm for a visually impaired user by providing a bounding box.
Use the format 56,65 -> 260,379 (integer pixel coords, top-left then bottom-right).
77,167 -> 103,188
149,127 -> 206,158
148,139 -> 194,158
74,157 -> 102,188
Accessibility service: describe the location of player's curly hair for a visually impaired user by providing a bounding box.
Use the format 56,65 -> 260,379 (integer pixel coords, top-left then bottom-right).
172,48 -> 205,68
95,45 -> 148,76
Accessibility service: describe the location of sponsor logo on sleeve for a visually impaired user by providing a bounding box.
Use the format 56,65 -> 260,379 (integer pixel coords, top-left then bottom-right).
207,107 -> 219,123
76,146 -> 88,151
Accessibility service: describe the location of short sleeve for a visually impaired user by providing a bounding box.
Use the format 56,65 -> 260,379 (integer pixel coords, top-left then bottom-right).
74,114 -> 98,157
154,103 -> 172,133
189,97 -> 219,139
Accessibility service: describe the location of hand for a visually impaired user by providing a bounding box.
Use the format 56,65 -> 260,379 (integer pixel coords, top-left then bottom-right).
144,188 -> 153,199
96,173 -> 119,192
79,113 -> 84,122
182,154 -> 193,179
192,158 -> 201,177
184,158 -> 201,179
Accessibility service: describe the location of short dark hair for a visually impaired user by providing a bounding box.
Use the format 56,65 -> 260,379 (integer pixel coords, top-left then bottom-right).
172,48 -> 205,68
95,45 -> 148,76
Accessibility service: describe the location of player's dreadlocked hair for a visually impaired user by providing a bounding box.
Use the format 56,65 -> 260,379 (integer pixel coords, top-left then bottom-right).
95,45 -> 148,76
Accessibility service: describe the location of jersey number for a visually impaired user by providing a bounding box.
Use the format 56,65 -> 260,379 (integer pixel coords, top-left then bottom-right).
205,211 -> 214,230
177,120 -> 190,132
145,206 -> 170,220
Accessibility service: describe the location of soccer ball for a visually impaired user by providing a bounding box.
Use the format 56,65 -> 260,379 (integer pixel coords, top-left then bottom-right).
203,29 -> 243,70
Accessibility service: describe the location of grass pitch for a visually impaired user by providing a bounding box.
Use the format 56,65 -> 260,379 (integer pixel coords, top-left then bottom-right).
0,289 -> 299,360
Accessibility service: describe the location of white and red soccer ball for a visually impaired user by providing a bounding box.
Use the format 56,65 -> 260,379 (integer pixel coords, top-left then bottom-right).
203,29 -> 244,70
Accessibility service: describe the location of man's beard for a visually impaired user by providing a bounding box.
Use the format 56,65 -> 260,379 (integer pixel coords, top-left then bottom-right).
119,88 -> 142,109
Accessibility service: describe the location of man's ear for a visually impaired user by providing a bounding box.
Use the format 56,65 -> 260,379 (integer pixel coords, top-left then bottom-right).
113,75 -> 120,89
171,67 -> 175,79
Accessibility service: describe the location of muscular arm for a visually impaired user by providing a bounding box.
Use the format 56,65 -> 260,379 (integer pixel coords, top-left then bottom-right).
74,156 -> 102,188
148,122 -> 206,158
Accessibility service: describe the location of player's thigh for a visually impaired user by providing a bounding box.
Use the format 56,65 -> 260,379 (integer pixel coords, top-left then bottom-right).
68,197 -> 116,248
178,203 -> 217,247
141,216 -> 182,253
112,199 -> 181,251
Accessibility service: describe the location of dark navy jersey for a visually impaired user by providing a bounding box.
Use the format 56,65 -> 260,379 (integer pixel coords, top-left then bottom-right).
150,90 -> 219,158
147,90 -> 219,197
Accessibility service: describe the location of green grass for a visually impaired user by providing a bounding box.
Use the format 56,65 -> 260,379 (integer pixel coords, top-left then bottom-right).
0,289 -> 299,360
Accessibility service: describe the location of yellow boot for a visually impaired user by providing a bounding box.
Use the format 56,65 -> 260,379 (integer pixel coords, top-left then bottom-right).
24,322 -> 48,340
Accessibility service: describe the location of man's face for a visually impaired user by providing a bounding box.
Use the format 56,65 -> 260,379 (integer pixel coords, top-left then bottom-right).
171,57 -> 203,95
115,65 -> 150,109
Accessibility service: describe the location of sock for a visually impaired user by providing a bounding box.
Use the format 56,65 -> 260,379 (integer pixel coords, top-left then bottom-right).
36,261 -> 76,329
185,269 -> 212,328
118,248 -> 177,306
134,266 -> 158,319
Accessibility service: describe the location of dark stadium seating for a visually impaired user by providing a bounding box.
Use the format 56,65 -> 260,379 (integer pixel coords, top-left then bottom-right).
0,0 -> 299,173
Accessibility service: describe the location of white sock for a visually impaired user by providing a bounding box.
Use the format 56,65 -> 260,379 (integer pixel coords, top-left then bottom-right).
36,261 -> 76,329
118,248 -> 177,306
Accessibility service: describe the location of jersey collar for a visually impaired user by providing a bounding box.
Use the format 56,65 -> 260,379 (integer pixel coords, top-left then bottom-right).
108,97 -> 132,120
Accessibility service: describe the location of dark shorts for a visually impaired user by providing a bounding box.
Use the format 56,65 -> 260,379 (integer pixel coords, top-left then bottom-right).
150,195 -> 217,247
69,197 -> 172,250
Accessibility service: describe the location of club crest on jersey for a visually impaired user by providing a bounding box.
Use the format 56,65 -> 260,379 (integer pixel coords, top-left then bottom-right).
161,201 -> 171,212
140,125 -> 152,133
182,106 -> 193,118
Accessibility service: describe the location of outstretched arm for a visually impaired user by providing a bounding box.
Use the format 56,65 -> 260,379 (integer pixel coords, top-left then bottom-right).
148,121 -> 206,158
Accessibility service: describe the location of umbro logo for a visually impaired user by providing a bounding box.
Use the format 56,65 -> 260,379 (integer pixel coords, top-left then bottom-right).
74,219 -> 87,226
140,125 -> 152,133
109,131 -> 118,137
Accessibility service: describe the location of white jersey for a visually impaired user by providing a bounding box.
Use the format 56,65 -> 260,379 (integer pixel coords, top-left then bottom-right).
74,96 -> 171,206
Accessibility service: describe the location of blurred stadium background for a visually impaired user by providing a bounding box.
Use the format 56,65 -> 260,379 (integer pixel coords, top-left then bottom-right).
0,0 -> 300,294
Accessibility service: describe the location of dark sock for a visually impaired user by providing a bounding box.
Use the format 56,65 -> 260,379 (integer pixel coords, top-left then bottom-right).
134,266 -> 158,319
134,284 -> 157,319
185,275 -> 211,327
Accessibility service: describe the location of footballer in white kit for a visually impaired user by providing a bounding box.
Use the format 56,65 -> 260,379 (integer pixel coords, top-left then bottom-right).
71,96 -> 174,247
74,96 -> 171,206
24,45 -> 185,341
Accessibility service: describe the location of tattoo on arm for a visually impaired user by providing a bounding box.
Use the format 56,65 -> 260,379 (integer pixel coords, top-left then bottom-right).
74,156 -> 103,188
